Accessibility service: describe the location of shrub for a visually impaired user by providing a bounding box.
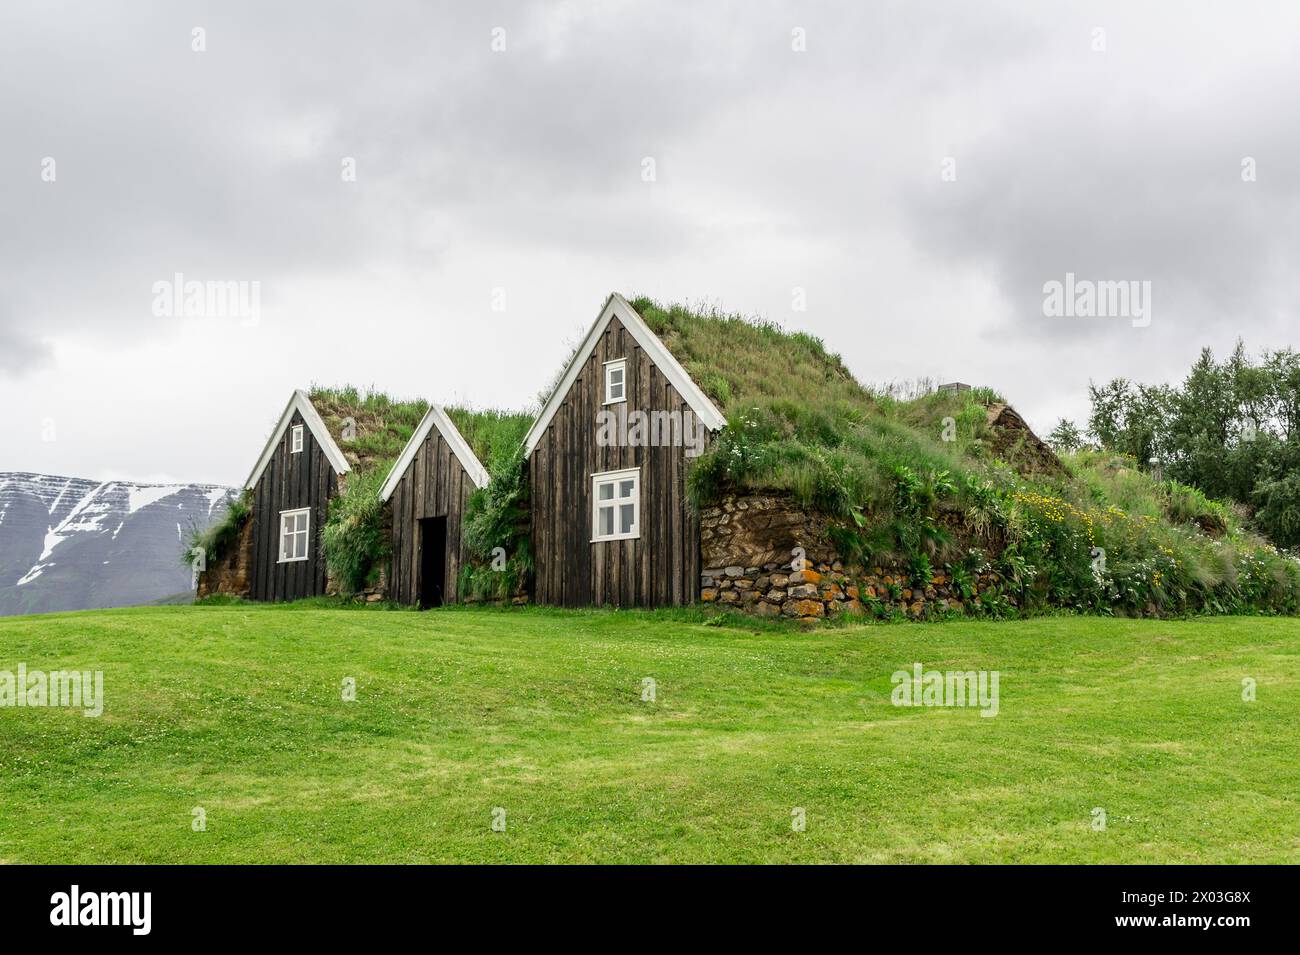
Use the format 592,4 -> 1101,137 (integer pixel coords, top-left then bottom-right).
1165,480 -> 1228,535
181,489 -> 251,570
459,439 -> 532,600
322,467 -> 389,594
1254,472 -> 1300,550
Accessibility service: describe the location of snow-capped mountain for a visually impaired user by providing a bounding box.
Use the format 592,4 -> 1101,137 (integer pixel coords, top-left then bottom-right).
0,473 -> 237,617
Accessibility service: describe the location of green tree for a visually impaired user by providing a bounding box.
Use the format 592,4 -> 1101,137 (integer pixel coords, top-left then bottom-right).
1085,342 -> 1300,549
1255,471 -> 1300,551
1047,418 -> 1084,453
1086,379 -> 1170,467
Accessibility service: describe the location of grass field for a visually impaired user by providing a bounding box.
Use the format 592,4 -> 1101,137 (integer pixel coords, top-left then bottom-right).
0,605 -> 1296,864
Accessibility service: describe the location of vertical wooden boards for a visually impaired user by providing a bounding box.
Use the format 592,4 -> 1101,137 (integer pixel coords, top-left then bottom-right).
528,316 -> 702,608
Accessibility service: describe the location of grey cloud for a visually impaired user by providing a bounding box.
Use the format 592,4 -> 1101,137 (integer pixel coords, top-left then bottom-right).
0,320 -> 52,377
0,0 -> 1297,476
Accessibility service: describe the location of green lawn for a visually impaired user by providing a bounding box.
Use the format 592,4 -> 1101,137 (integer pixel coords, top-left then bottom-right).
0,605 -> 1296,863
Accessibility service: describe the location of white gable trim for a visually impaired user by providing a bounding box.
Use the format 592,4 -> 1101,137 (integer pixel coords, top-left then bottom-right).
522,293 -> 727,456
244,390 -> 351,490
379,404 -> 490,502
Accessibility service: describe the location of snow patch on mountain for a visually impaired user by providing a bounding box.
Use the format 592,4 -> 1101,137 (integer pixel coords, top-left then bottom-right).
206,486 -> 232,513
128,484 -> 187,515
16,563 -> 47,586
38,481 -> 110,561
47,477 -> 78,515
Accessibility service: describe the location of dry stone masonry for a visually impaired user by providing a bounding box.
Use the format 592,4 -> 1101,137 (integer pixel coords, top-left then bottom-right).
700,561 -> 995,621
699,491 -> 997,622
196,520 -> 252,599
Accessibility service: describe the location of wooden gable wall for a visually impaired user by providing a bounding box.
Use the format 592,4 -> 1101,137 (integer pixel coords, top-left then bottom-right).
248,409 -> 338,601
529,316 -> 707,608
387,427 -> 475,605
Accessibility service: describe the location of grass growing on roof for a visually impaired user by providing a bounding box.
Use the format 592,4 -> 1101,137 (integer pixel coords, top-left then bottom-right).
628,296 -> 1300,617
309,390 -> 534,597
444,407 -> 533,469
631,296 -> 1001,513
633,296 -> 871,410
308,385 -> 429,474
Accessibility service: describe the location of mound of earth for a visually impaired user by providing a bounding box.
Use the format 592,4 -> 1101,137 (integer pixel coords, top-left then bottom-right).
985,403 -> 1064,478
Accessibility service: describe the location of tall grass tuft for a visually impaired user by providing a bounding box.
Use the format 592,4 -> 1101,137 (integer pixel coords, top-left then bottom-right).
322,467 -> 390,594
181,489 -> 251,569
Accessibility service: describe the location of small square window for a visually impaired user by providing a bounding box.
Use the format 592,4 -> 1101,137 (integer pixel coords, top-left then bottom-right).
278,507 -> 310,562
592,468 -> 640,542
290,425 -> 304,454
604,359 -> 627,405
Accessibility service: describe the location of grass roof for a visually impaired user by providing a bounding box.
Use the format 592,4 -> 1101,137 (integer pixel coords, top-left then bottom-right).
632,296 -> 872,412
309,386 -> 429,476
445,408 -> 533,473
627,297 -> 1300,618
627,297 -> 1011,510
308,386 -> 531,478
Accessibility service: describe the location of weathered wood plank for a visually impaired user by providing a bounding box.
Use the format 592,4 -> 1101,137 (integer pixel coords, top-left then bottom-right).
529,314 -> 704,609
381,415 -> 481,606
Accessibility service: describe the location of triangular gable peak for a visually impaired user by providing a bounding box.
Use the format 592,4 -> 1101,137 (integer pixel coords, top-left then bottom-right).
379,404 -> 489,502
522,293 -> 727,456
244,390 -> 352,490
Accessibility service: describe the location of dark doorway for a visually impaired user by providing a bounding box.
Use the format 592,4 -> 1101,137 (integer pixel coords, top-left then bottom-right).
418,516 -> 447,609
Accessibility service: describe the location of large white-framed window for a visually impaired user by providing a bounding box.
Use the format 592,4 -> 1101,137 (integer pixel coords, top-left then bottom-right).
279,507 -> 311,562
290,424 -> 305,453
603,359 -> 627,405
591,467 -> 640,542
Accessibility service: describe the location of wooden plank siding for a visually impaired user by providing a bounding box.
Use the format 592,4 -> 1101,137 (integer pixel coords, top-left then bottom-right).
529,316 -> 707,607
387,428 -> 475,606
248,409 -> 338,602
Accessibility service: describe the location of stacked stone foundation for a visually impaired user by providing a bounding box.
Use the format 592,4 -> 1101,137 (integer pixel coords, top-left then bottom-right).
699,491 -> 1000,622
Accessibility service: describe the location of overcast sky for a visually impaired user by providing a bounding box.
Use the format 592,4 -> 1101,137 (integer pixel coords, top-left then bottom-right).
2,1 -> 1297,486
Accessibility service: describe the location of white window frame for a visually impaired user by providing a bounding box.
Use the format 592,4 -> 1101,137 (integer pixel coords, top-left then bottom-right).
290,424 -> 305,453
591,467 -> 640,542
278,507 -> 311,563
603,358 -> 627,405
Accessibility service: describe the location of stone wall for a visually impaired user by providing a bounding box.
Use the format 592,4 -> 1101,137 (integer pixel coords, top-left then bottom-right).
699,491 -> 1001,622
701,560 -> 999,621
700,493 -> 835,569
197,518 -> 253,599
